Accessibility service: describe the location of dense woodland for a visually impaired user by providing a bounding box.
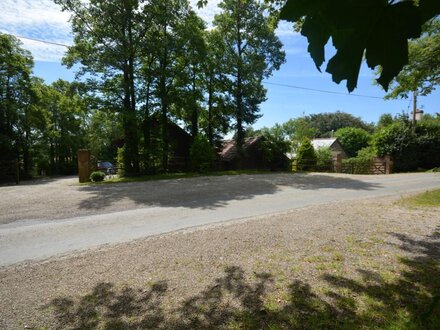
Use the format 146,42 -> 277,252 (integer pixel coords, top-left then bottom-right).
1,0 -> 286,178
1,0 -> 439,180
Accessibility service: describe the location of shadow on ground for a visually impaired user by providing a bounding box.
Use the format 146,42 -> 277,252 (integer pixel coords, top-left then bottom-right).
77,173 -> 383,211
46,228 -> 439,329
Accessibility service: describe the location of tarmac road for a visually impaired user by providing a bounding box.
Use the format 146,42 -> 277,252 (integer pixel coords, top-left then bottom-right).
1,172 -> 439,267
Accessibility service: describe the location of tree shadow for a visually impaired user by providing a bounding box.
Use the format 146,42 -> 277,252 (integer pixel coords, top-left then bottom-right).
77,173 -> 382,211
45,227 -> 439,329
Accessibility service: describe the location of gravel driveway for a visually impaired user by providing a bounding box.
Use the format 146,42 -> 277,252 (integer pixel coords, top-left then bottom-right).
1,196 -> 439,329
1,172 -> 439,225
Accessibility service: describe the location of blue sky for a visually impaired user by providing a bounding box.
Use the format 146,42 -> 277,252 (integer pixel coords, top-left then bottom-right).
1,0 -> 439,129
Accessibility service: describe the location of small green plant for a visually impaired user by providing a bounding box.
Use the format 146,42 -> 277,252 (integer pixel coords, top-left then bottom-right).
190,135 -> 214,173
90,171 -> 106,182
296,139 -> 317,171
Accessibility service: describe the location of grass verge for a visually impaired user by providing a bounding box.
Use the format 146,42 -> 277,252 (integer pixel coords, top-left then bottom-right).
85,169 -> 276,185
403,189 -> 440,207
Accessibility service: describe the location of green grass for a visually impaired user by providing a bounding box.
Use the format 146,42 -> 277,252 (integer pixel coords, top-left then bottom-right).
403,189 -> 440,207
83,169 -> 276,185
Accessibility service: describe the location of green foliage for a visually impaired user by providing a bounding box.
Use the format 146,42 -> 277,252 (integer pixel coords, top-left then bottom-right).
259,131 -> 291,171
335,127 -> 371,158
0,33 -> 33,168
385,19 -> 440,99
373,117 -> 440,172
374,122 -> 418,171
307,111 -> 374,137
116,147 -> 125,177
279,0 -> 439,92
90,171 -> 106,182
214,0 -> 286,150
403,189 -> 440,207
377,113 -> 394,130
190,135 -> 214,173
55,0 -> 144,175
296,139 -> 317,171
284,118 -> 317,151
86,110 -> 122,162
356,146 -> 377,161
315,147 -> 332,167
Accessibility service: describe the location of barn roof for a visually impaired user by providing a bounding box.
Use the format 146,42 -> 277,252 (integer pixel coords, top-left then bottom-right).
220,136 -> 263,162
311,138 -> 338,150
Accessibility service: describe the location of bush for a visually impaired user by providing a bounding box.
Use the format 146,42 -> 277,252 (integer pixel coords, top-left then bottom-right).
335,127 -> 371,157
316,147 -> 333,166
356,146 -> 377,160
90,171 -> 106,182
373,122 -> 418,172
190,135 -> 214,172
296,139 -> 317,171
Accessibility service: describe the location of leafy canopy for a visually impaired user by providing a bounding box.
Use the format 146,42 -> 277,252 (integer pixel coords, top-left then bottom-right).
335,127 -> 371,158
279,0 -> 440,92
385,19 -> 440,99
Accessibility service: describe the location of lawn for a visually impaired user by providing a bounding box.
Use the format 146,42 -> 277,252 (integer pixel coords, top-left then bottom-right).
403,189 -> 440,207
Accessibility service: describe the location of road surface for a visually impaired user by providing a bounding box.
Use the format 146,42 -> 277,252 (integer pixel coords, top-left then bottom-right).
0,172 -> 439,267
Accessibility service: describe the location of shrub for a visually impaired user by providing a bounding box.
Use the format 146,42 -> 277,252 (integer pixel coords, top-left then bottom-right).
90,171 -> 106,182
373,122 -> 418,172
335,127 -> 371,157
296,139 -> 317,171
190,135 -> 214,172
316,147 -> 333,166
356,146 -> 377,160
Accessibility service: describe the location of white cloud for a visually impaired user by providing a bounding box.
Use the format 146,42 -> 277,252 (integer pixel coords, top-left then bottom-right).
191,0 -> 222,26
0,0 -> 300,63
0,0 -> 72,62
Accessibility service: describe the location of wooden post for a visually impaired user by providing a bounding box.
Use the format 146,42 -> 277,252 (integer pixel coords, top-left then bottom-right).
77,149 -> 92,183
15,159 -> 19,184
335,153 -> 342,173
385,155 -> 393,174
292,159 -> 298,173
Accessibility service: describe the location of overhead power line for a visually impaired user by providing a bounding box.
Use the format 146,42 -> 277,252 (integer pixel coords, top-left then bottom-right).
262,81 -> 384,100
9,34 -> 70,48
5,33 -> 387,101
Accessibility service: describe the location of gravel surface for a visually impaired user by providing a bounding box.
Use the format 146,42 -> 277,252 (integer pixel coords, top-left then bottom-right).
1,172 -> 439,226
1,196 -> 439,329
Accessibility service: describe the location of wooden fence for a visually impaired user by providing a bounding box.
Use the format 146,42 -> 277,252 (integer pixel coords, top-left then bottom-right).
293,156 -> 392,175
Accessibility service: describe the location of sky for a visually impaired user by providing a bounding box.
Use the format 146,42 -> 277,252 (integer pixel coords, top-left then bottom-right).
1,0 -> 439,130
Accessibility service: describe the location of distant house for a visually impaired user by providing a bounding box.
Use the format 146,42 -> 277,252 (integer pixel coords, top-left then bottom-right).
145,116 -> 193,171
219,136 -> 290,171
311,138 -> 347,159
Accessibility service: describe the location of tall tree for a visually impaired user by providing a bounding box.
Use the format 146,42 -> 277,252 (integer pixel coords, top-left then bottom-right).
307,111 -> 374,137
0,33 -> 34,175
385,19 -> 440,99
174,11 -> 207,139
147,0 -> 192,170
55,0 -> 149,176
214,0 -> 285,163
35,80 -> 87,175
201,30 -> 232,146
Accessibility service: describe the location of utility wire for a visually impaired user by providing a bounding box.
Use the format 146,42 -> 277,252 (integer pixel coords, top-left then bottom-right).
5,33 -> 391,101
262,81 -> 384,99
8,34 -> 70,48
